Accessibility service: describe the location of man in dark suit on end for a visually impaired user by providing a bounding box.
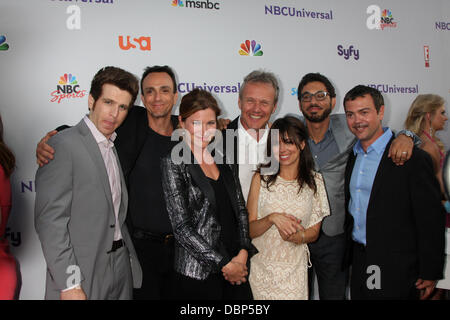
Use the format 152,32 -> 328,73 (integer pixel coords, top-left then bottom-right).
343,85 -> 446,299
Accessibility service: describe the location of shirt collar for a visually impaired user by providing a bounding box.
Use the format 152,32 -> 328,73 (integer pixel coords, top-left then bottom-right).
237,116 -> 269,144
307,123 -> 333,145
353,127 -> 393,155
83,115 -> 117,145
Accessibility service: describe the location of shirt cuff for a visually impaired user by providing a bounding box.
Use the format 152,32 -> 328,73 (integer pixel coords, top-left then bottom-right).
62,284 -> 81,292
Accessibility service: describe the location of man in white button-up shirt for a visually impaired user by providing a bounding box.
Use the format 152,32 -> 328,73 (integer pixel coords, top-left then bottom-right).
35,66 -> 142,300
222,70 -> 279,201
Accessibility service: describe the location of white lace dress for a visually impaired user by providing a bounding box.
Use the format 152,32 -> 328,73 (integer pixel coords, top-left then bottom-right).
249,173 -> 330,300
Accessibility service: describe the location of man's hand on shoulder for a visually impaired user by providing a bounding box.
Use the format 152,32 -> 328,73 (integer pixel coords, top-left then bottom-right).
36,130 -> 58,167
388,133 -> 414,166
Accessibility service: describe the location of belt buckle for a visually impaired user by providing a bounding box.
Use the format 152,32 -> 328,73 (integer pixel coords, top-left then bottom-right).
164,234 -> 173,244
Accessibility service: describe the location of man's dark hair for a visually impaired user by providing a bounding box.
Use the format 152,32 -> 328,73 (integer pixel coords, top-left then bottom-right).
89,66 -> 139,108
343,85 -> 384,113
140,65 -> 177,95
297,73 -> 336,101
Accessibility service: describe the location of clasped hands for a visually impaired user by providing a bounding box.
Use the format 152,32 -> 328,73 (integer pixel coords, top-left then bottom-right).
222,249 -> 248,286
269,212 -> 304,243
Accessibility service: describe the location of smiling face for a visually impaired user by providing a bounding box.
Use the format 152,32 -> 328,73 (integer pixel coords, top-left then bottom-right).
299,81 -> 336,123
345,94 -> 385,151
238,81 -> 277,131
88,83 -> 132,139
272,134 -> 305,169
141,72 -> 178,119
431,105 -> 448,132
180,108 -> 217,150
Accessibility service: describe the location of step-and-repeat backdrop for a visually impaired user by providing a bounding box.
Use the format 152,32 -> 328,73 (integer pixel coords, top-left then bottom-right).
0,0 -> 449,299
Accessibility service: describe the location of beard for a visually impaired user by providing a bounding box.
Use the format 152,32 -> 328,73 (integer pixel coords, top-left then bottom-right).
301,103 -> 332,123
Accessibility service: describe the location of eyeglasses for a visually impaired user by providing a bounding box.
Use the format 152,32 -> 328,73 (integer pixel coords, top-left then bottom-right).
300,91 -> 330,102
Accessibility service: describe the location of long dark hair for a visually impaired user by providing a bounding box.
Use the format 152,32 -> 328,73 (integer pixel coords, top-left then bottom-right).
259,116 -> 317,194
0,114 -> 15,177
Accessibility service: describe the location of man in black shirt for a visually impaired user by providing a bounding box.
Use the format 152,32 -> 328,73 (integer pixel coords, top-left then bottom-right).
37,66 -> 180,299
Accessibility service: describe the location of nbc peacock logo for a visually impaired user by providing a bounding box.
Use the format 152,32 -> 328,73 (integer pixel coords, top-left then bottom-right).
0,35 -> 9,51
172,0 -> 184,7
50,73 -> 87,104
239,40 -> 263,56
59,73 -> 78,86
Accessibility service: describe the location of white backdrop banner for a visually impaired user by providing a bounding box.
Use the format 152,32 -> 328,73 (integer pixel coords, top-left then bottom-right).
0,0 -> 449,299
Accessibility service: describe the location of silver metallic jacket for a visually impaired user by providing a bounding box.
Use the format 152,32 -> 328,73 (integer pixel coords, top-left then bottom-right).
161,147 -> 257,280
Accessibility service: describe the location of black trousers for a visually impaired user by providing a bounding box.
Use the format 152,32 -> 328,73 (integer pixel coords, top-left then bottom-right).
173,272 -> 253,300
132,237 -> 176,300
350,242 -> 420,300
308,231 -> 349,300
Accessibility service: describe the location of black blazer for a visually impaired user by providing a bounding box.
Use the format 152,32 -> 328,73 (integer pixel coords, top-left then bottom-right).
344,137 -> 446,298
161,143 -> 257,280
221,116 -> 240,177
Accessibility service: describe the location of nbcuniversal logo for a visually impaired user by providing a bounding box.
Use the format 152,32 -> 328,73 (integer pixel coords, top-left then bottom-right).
239,40 -> 263,56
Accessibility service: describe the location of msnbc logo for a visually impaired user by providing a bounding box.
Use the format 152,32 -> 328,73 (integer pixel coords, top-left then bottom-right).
239,40 -> 263,56
51,73 -> 87,103
172,0 -> 219,9
0,35 -> 9,51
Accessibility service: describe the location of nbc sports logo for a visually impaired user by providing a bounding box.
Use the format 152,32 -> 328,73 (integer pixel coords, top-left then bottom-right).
50,73 -> 86,103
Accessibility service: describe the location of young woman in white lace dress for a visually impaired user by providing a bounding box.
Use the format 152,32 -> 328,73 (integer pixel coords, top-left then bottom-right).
247,116 -> 330,300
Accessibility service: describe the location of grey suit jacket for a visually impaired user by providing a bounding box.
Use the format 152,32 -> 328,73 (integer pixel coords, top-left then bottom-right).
292,113 -> 356,236
35,119 -> 142,300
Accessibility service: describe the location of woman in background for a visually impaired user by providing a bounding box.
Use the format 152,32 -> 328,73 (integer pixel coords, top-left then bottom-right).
405,94 -> 449,299
247,116 -> 330,300
0,113 -> 20,299
405,94 -> 448,192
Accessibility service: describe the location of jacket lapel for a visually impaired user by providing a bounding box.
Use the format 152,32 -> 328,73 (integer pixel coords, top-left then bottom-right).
218,163 -> 240,216
76,120 -> 114,211
367,137 -> 395,210
330,115 -> 356,156
187,163 -> 216,208
113,145 -> 128,224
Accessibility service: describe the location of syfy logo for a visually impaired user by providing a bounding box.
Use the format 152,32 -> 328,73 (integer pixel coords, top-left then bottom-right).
337,45 -> 360,60
172,0 -> 220,10
4,228 -> 22,247
366,5 -> 398,30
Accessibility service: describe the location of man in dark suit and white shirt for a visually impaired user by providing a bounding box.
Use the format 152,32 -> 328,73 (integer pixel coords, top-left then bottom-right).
343,85 -> 445,299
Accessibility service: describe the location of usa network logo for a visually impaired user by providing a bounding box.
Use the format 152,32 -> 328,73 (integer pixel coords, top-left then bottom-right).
50,73 -> 87,103
366,5 -> 398,30
239,40 -> 263,56
172,0 -> 220,10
